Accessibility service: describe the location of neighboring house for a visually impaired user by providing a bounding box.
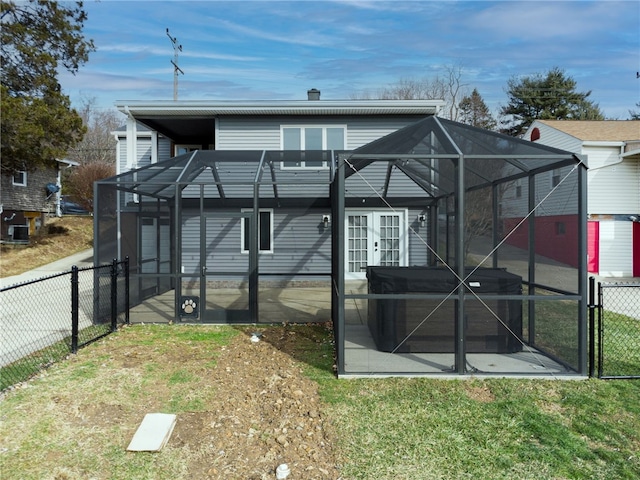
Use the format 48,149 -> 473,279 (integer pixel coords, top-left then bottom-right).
0,159 -> 78,243
524,120 -> 640,277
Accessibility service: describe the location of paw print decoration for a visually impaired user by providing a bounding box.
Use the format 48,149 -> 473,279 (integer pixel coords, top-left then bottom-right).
180,297 -> 199,318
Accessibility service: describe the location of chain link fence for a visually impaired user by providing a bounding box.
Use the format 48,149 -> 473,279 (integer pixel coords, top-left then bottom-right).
0,259 -> 129,390
591,280 -> 640,379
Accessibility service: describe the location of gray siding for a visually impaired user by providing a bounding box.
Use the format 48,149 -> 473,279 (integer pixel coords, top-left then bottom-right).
181,208 -> 332,276
216,115 -> 428,150
345,162 -> 427,199
181,206 -> 429,276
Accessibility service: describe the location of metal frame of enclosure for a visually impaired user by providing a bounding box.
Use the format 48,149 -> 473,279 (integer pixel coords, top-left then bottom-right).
95,116 -> 588,377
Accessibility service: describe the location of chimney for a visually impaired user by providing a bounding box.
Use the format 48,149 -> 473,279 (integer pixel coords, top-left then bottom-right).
307,88 -> 320,101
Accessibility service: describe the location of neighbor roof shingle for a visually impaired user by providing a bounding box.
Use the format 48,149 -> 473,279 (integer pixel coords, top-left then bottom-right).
537,120 -> 640,142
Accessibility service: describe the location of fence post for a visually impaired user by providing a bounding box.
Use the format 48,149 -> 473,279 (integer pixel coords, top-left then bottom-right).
588,276 -> 595,377
597,281 -> 604,378
124,256 -> 130,325
111,258 -> 118,332
71,266 -> 79,354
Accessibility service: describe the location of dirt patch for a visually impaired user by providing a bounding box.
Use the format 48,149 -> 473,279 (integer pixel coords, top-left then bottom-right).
465,383 -> 495,403
169,327 -> 341,479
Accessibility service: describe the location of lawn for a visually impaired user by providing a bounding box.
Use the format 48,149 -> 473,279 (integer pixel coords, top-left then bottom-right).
1,324 -> 638,480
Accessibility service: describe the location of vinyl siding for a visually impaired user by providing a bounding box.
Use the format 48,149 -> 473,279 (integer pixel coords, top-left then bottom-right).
345,162 -> 427,199
599,221 -> 633,276
181,206 -> 429,276
181,208 -> 332,276
528,122 -> 582,153
216,115 -> 428,150
158,137 -> 172,162
586,146 -> 639,214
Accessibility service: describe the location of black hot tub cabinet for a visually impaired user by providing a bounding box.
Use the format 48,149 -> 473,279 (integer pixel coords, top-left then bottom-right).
366,266 -> 523,354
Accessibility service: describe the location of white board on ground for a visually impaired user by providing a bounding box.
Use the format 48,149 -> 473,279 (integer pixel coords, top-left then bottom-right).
127,413 -> 177,452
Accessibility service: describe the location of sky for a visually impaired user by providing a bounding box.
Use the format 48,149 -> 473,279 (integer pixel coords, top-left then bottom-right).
58,0 -> 640,120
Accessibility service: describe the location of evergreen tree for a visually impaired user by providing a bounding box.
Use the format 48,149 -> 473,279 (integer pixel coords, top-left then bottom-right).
1,0 -> 94,173
500,67 -> 604,136
458,88 -> 497,130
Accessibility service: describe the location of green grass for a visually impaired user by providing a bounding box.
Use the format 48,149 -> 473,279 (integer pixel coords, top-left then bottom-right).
600,310 -> 640,377
1,323 -> 639,480
0,323 -> 112,391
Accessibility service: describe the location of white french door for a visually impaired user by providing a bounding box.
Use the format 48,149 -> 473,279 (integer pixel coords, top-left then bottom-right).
345,210 -> 408,279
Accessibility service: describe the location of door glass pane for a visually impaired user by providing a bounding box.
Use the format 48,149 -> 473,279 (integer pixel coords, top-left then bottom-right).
379,215 -> 400,266
348,215 -> 368,273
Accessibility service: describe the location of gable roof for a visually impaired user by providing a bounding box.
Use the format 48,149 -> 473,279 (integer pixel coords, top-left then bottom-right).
346,116 -> 582,197
536,120 -> 640,142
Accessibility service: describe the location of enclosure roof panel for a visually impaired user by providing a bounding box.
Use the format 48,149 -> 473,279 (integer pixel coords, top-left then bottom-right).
351,116 -> 574,157
98,150 -> 334,200
346,116 -> 581,182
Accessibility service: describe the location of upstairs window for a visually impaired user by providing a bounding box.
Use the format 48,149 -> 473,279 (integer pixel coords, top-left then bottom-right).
281,126 -> 345,169
12,170 -> 27,187
551,168 -> 561,188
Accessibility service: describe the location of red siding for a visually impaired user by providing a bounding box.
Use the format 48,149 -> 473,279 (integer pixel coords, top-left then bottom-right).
588,221 -> 599,274
502,215 -> 580,268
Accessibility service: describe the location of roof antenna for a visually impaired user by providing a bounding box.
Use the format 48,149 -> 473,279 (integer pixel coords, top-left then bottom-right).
166,28 -> 184,100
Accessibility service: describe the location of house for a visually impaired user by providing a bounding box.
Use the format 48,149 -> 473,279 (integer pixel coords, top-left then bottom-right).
524,120 -> 640,277
0,159 -> 78,243
99,99 -> 589,378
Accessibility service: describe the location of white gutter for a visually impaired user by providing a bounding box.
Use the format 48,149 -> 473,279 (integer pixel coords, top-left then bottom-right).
114,99 -> 446,116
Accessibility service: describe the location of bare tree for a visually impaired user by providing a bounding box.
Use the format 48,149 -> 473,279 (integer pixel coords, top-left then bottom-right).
66,96 -> 122,164
351,65 -> 468,120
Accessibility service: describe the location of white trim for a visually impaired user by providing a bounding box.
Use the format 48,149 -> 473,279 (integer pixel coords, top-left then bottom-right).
12,170 -> 27,187
344,209 -> 409,280
280,125 -> 346,170
240,208 -> 274,254
116,99 -> 445,117
151,131 -> 158,164
126,114 -> 137,170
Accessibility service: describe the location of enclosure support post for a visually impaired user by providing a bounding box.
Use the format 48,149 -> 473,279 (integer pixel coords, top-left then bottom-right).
455,154 -> 466,374
577,161 -> 588,375
429,203 -> 438,266
491,183 -> 499,269
334,154 -> 346,376
250,183 -> 260,322
174,184 -> 182,322
527,175 -> 536,345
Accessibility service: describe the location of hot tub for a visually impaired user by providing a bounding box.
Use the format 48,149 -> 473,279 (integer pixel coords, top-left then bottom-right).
366,266 -> 523,354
